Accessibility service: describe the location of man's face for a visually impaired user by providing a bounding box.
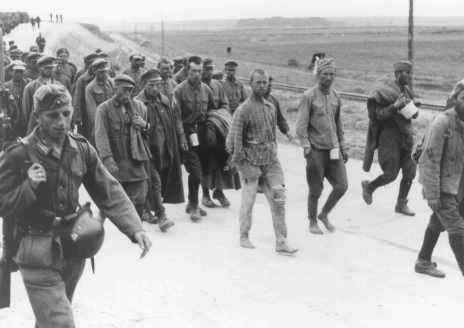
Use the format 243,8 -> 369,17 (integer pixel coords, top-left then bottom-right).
225,66 -> 236,79
40,66 -> 54,78
396,70 -> 410,86
116,85 -> 133,102
37,106 -> 73,140
145,80 -> 162,97
12,70 -> 25,81
159,63 -> 171,79
11,54 -> 21,60
455,90 -> 464,121
318,70 -> 335,89
95,70 -> 108,81
188,63 -> 202,84
57,52 -> 69,64
202,66 -> 214,81
250,72 -> 268,97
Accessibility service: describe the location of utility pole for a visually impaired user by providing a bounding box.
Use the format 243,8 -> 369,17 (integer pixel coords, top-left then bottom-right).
161,18 -> 165,57
408,0 -> 414,90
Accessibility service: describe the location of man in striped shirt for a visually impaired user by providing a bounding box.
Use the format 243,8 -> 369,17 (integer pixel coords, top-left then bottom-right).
227,68 -> 297,255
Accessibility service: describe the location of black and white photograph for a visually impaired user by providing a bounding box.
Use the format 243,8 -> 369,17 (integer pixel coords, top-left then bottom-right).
0,0 -> 463,327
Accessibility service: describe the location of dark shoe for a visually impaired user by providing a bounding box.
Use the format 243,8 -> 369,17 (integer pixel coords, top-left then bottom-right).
240,236 -> 255,249
202,196 -> 217,208
142,211 -> 159,224
318,213 -> 335,233
395,199 -> 416,216
185,203 -> 207,216
158,218 -> 175,232
276,242 -> 298,255
309,221 -> 323,235
415,259 -> 446,278
213,190 -> 231,208
361,180 -> 373,205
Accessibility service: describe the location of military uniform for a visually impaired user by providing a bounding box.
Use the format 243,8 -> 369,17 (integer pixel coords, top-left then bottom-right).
3,77 -> 29,142
0,129 -> 144,328
160,77 -> 177,103
72,71 -> 94,134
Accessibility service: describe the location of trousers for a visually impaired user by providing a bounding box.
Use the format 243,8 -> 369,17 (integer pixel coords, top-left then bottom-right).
121,179 -> 148,217
20,258 -> 86,328
238,158 -> 287,244
305,149 -> 348,220
182,147 -> 203,206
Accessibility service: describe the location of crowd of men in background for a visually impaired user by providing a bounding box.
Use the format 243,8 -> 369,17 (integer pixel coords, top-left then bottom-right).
2,31 -> 464,280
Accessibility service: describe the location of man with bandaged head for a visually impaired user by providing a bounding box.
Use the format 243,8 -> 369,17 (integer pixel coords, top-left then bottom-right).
296,58 -> 348,235
0,84 -> 151,327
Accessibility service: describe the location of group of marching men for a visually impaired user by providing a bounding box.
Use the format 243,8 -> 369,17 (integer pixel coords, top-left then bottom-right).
3,41 -> 464,277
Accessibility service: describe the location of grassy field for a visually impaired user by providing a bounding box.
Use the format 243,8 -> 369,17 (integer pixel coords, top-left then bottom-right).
129,25 -> 464,103
119,24 -> 451,160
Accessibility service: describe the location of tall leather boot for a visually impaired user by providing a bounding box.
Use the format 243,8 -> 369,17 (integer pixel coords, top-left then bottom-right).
449,233 -> 464,276
395,179 -> 415,216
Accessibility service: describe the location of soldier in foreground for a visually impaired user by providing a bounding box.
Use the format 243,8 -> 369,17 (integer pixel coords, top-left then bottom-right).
227,68 -> 297,254
95,75 -> 151,218
222,60 -> 247,114
415,81 -> 464,278
0,84 -> 151,327
362,61 -> 418,216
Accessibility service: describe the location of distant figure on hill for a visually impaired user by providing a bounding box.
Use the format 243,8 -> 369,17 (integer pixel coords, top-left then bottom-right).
56,14 -> 59,24
227,47 -> 231,56
35,16 -> 41,29
60,14 -> 63,23
35,33 -> 46,53
49,13 -> 53,23
30,17 -> 36,31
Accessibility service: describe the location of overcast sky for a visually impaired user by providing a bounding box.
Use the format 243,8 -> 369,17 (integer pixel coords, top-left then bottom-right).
2,0 -> 463,21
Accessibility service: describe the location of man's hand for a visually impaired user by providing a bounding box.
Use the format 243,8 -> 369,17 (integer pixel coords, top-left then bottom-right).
133,231 -> 152,258
132,115 -> 148,130
303,146 -> 312,157
103,157 -> 119,175
342,150 -> 349,163
286,131 -> 295,142
428,199 -> 441,212
179,136 -> 189,152
28,163 -> 47,189
393,95 -> 409,111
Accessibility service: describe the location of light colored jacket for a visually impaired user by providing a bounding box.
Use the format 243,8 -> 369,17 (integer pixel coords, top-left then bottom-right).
419,109 -> 464,201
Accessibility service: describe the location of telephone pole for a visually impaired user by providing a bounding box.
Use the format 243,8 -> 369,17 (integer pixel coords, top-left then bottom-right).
161,18 -> 165,57
408,0 -> 414,90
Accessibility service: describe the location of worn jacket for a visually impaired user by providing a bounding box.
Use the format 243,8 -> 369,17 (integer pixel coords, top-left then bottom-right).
160,78 -> 177,103
226,95 -> 278,167
4,78 -> 29,140
173,79 -> 216,135
295,85 -> 344,151
0,130 -> 144,268
136,90 -> 185,203
204,79 -> 229,111
363,80 -> 415,172
419,109 -> 464,201
72,71 -> 94,128
94,97 -> 148,182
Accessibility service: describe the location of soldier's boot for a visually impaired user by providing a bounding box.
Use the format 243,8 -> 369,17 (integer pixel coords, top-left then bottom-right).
142,210 -> 159,224
275,241 -> 298,255
158,215 -> 175,233
395,199 -> 415,216
361,180 -> 373,205
318,212 -> 335,233
309,219 -> 323,235
213,189 -> 231,208
449,233 -> 464,276
415,259 -> 446,278
240,234 -> 255,249
185,203 -> 207,216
